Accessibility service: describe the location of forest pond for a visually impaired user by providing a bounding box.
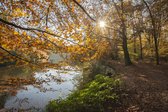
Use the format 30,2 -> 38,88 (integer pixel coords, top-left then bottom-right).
0,66 -> 82,111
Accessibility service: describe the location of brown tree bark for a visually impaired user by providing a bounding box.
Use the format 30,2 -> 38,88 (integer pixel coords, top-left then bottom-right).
142,0 -> 159,65
139,34 -> 143,60
122,23 -> 132,65
121,0 -> 132,65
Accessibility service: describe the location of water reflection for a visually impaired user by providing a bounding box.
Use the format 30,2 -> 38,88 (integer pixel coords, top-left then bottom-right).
1,67 -> 82,111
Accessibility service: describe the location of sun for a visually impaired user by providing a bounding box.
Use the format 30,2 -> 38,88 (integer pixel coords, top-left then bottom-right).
99,20 -> 106,28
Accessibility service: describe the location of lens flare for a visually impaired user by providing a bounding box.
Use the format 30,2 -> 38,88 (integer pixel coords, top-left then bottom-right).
99,21 -> 106,28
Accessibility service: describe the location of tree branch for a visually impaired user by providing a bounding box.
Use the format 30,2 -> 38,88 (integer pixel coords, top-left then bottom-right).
0,46 -> 37,65
142,0 -> 155,30
0,18 -> 78,44
72,0 -> 96,21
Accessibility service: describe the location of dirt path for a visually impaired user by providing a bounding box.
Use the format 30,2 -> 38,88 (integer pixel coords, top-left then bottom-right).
111,61 -> 168,112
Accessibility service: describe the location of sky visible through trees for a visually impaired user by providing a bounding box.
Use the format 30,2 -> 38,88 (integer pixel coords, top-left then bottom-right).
0,0 -> 168,111
0,0 -> 168,67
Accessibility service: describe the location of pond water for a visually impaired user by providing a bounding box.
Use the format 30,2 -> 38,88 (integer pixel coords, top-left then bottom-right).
0,66 -> 82,111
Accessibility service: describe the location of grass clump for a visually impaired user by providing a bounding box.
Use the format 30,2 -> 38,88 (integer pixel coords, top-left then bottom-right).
47,74 -> 121,112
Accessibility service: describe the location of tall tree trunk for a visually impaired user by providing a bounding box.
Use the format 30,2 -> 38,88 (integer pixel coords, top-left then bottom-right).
154,34 -> 159,64
122,36 -> 132,65
133,37 -> 137,54
133,37 -> 137,60
139,34 -> 143,60
121,0 -> 132,66
114,40 -> 119,60
122,23 -> 132,65
142,0 -> 159,64
112,0 -> 132,65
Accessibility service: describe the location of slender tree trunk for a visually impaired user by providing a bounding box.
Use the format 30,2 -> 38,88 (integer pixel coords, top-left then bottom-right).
121,0 -> 132,66
142,0 -> 159,64
114,40 -> 119,60
139,34 -> 143,60
133,37 -> 137,54
133,37 -> 137,60
154,34 -> 159,64
152,17 -> 159,64
152,21 -> 159,64
122,23 -> 132,65
122,35 -> 132,65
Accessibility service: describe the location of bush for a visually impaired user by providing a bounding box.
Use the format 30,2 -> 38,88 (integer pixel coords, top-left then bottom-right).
47,74 -> 121,112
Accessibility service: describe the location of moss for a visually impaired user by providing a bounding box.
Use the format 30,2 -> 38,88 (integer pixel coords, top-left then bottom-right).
47,74 -> 121,112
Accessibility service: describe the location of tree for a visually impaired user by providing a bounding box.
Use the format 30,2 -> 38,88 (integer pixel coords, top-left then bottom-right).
0,0 -> 106,67
110,0 -> 132,65
141,0 -> 167,64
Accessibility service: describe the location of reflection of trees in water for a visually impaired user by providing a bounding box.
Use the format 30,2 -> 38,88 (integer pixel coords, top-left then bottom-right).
7,97 -> 41,111
0,93 -> 8,109
14,97 -> 29,107
0,66 -> 35,78
71,73 -> 83,90
0,67 -> 82,111
9,106 -> 41,112
0,66 -> 38,98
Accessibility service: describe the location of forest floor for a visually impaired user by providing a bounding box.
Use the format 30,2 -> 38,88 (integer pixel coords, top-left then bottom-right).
110,61 -> 168,112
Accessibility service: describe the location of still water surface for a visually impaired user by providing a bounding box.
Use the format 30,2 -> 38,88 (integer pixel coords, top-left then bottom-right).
0,66 -> 82,111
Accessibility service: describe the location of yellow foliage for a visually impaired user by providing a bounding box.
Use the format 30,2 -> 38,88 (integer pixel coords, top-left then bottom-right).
23,31 -> 27,36
12,8 -> 26,17
14,31 -> 19,35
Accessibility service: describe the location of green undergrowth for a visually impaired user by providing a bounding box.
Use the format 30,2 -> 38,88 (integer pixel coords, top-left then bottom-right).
47,74 -> 122,112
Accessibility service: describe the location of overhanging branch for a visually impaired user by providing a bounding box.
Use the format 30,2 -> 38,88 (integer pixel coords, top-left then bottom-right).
0,46 -> 37,65
0,18 -> 96,52
72,0 -> 96,21
0,18 -> 78,44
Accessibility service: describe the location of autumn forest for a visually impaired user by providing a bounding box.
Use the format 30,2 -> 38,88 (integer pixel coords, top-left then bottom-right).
0,0 -> 168,112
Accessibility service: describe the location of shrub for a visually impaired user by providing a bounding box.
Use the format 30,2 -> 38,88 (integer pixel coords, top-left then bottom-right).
47,74 -> 121,112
